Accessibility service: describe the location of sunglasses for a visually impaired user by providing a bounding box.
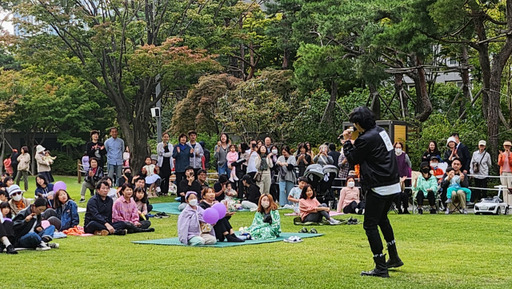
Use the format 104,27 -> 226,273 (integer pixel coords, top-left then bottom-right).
12,192 -> 22,195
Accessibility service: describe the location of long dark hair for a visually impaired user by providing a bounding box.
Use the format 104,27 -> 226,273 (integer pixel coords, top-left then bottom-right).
133,187 -> 148,204
0,201 -> 12,218
53,190 -> 72,209
427,141 -> 440,155
300,184 -> 316,199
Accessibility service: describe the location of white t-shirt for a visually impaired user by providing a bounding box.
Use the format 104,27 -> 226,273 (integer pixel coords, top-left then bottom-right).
247,151 -> 259,173
371,182 -> 401,196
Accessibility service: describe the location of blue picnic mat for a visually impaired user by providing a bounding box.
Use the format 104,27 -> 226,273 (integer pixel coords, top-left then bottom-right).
132,232 -> 323,247
151,202 -> 250,215
151,202 -> 182,215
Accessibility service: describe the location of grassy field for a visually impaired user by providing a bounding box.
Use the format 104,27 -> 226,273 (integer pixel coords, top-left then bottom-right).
4,175 -> 512,288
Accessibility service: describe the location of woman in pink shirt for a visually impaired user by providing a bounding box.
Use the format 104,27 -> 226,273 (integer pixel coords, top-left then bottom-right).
112,184 -> 154,234
299,185 -> 340,225
337,176 -> 365,214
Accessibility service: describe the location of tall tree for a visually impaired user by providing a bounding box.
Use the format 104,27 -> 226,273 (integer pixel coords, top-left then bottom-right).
11,1 -> 219,170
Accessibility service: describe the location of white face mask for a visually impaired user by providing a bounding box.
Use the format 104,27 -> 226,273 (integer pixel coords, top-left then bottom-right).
395,148 -> 402,155
261,201 -> 270,209
12,194 -> 22,202
430,162 -> 438,168
271,149 -> 278,155
347,181 -> 355,188
188,199 -> 198,206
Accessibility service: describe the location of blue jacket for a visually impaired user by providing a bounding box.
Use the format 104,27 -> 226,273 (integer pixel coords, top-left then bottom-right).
56,200 -> 79,230
173,144 -> 193,173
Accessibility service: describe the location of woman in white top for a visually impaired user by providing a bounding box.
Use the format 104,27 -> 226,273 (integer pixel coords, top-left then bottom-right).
157,133 -> 174,196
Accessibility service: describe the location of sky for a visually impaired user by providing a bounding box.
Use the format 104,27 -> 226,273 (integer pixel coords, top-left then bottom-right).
0,10 -> 14,34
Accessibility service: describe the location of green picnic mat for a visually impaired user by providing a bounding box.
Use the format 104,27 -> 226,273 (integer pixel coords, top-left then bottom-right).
151,202 -> 250,215
151,202 -> 182,215
132,232 -> 323,247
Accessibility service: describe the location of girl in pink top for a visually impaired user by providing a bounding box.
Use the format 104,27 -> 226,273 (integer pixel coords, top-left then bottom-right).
112,184 -> 154,234
299,185 -> 340,224
337,176 -> 365,214
227,145 -> 239,183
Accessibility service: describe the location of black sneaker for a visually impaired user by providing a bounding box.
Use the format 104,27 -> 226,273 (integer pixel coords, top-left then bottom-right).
114,229 -> 128,235
418,208 -> 423,214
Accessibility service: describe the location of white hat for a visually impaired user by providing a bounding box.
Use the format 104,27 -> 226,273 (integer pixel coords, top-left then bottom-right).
478,140 -> 486,146
504,141 -> 512,147
446,137 -> 457,147
36,145 -> 46,154
7,185 -> 23,196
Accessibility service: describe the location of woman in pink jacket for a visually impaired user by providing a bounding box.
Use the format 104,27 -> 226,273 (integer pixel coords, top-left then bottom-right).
299,185 -> 340,224
112,184 -> 154,234
337,176 -> 365,214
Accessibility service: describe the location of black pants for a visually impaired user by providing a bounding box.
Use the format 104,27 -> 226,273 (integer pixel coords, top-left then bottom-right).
472,178 -> 488,202
364,191 -> 397,256
113,221 -> 151,234
394,192 -> 410,211
214,216 -> 233,241
175,172 -> 186,194
416,190 -> 436,207
303,211 -> 330,222
342,201 -> 366,214
0,220 -> 15,244
84,221 -> 126,234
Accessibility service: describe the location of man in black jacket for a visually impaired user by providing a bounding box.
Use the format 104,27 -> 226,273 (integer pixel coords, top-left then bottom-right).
342,106 -> 403,278
13,198 -> 57,251
451,132 -> 471,174
84,180 -> 127,236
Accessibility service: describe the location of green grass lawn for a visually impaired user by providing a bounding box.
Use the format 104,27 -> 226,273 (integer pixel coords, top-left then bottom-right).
5,176 -> 512,288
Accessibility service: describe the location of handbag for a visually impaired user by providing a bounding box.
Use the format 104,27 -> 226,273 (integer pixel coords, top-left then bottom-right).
200,222 -> 212,233
473,151 -> 486,174
254,171 -> 262,182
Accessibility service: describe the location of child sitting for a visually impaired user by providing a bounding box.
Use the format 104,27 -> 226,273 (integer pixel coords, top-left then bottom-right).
112,184 -> 154,234
133,187 -> 150,220
288,177 -> 308,214
0,202 -> 17,254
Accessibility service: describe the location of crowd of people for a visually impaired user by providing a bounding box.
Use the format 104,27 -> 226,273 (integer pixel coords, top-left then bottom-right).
1,122 -> 511,256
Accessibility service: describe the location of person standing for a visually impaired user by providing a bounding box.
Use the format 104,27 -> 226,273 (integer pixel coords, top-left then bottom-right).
214,133 -> 230,176
173,133 -> 193,194
35,145 -> 54,183
187,130 -> 204,177
469,140 -> 491,202
10,149 -> 19,179
498,140 -> 512,206
104,127 -> 124,186
451,133 -> 471,174
15,146 -> 30,192
157,132 -> 174,196
342,106 -> 402,278
86,130 -> 106,169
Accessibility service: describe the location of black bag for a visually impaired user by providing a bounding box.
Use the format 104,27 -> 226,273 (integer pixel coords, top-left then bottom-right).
472,162 -> 479,173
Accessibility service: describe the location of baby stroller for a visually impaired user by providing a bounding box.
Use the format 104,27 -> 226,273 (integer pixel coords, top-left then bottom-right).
303,164 -> 339,205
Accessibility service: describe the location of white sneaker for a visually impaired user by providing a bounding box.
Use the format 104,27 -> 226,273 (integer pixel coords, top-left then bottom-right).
445,209 -> 450,215
229,177 -> 234,183
36,242 -> 51,251
48,243 -> 59,249
328,218 -> 341,225
462,209 -> 468,215
156,187 -> 161,193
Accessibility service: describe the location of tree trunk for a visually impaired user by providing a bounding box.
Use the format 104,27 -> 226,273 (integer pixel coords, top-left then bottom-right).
282,49 -> 289,69
474,17 -> 491,120
394,73 -> 408,118
460,45 -> 471,118
368,83 -> 381,119
414,56 -> 432,122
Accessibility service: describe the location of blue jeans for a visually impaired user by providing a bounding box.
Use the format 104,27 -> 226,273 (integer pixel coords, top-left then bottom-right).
279,180 -> 294,206
108,164 -> 123,186
218,163 -> 230,178
18,225 -> 55,248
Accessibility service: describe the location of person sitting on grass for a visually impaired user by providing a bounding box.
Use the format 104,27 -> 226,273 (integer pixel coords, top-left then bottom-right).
53,189 -> 79,231
178,191 -> 216,246
12,198 -> 58,251
247,194 -> 281,240
112,184 -> 154,234
133,177 -> 153,213
133,187 -> 150,220
80,157 -> 103,203
288,177 -> 308,214
178,166 -> 202,211
241,174 -> 261,211
413,162 -> 439,214
34,175 -> 54,207
199,187 -> 243,242
299,184 -> 340,224
7,185 -> 30,216
0,202 -> 17,254
83,180 -> 127,236
337,176 -> 365,215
